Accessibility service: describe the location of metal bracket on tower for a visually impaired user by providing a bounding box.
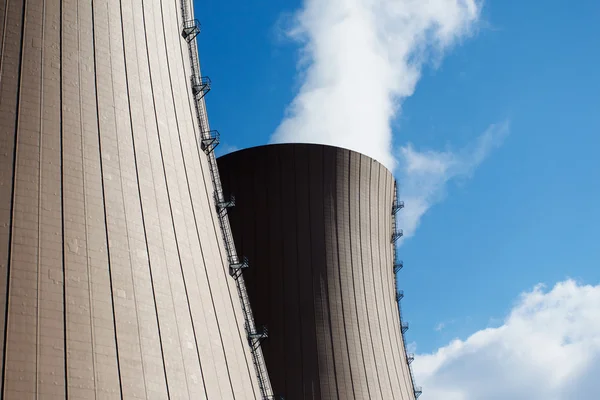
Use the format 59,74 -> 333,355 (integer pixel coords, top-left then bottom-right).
407,353 -> 415,364
200,130 -> 220,154
401,321 -> 409,334
191,75 -> 211,99
181,19 -> 201,42
392,229 -> 404,243
216,194 -> 235,215
229,256 -> 249,277
392,199 -> 404,214
249,326 -> 268,350
396,290 -> 404,301
394,260 -> 404,274
414,387 -> 423,398
392,180 -> 404,214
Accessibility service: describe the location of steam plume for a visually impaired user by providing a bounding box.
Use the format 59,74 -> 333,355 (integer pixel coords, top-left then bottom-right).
272,0 -> 481,170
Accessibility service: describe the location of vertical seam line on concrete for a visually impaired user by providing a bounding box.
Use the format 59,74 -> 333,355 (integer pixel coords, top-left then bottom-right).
0,0 -> 26,394
334,151 -> 356,399
380,168 -> 403,396
322,148 -> 340,399
278,150 -> 289,395
248,152 -> 261,400
363,159 -> 383,398
145,0 -> 200,394
292,146 -> 306,396
182,56 -> 257,399
378,169 -> 394,393
245,154 -> 251,339
171,0 -> 260,395
265,150 -> 277,400
372,164 -> 395,400
163,0 -> 238,394
174,7 -> 256,396
0,0 -> 9,81
35,0 -> 46,394
126,0 -> 172,394
387,175 -> 402,399
78,2 -> 99,397
148,0 -> 201,393
306,147 -> 321,400
158,0 -> 231,396
93,1 -> 124,396
113,0 -> 153,395
349,153 -> 371,400
272,149 -> 286,397
138,0 -> 181,395
59,0 -> 69,395
179,46 -> 254,400
371,163 -> 396,399
386,173 -> 403,399
292,146 -> 306,398
176,26 -> 256,397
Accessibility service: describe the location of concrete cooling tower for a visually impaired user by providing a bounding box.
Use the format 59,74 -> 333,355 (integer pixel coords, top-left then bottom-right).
218,144 -> 421,400
0,0 -> 274,398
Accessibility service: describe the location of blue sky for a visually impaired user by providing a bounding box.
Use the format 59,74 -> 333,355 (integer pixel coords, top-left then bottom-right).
194,0 -> 600,397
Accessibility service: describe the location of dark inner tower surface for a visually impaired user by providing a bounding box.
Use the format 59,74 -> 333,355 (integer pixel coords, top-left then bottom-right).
219,144 -> 418,400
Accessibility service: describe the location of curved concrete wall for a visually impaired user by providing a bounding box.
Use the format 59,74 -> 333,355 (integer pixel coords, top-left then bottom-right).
0,0 -> 260,398
218,144 -> 416,400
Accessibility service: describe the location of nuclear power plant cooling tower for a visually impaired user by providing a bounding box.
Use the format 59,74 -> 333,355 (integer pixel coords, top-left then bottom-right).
218,144 -> 421,400
0,0 -> 274,397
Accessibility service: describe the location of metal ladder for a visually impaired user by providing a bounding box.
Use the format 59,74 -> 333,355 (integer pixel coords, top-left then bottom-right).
177,1 -> 277,398
392,180 -> 422,399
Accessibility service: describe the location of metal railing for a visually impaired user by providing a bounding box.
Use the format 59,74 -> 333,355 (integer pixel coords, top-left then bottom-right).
392,228 -> 404,243
414,385 -> 422,398
392,199 -> 405,215
191,75 -> 211,100
200,129 -> 220,154
177,0 -> 276,397
398,296 -> 421,399
394,260 -> 404,274
181,19 -> 201,42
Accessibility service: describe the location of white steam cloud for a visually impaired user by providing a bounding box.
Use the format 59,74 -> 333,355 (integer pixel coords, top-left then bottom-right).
397,121 -> 509,239
414,279 -> 600,399
272,0 -> 481,170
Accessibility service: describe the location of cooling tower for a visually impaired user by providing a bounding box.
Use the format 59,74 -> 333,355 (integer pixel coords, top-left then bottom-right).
0,0 -> 269,397
218,144 -> 420,400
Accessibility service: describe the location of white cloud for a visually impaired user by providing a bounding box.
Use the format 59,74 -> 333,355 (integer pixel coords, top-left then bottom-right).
271,0 -> 481,170
414,279 -> 600,400
435,322 -> 446,331
396,121 -> 509,239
